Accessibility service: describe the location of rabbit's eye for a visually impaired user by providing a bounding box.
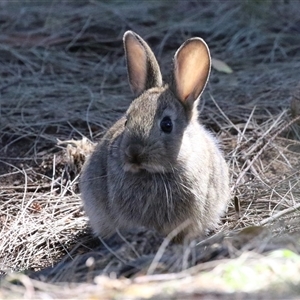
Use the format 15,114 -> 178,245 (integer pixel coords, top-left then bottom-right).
160,116 -> 173,133
124,119 -> 128,126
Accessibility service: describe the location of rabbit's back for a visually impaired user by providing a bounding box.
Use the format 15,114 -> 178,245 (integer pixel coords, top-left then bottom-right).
80,118 -> 126,237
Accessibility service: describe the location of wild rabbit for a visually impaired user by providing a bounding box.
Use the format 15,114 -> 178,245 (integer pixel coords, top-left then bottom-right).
80,31 -> 230,242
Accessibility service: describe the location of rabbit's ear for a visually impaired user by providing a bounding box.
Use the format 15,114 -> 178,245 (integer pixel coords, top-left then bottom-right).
172,38 -> 211,109
123,31 -> 162,97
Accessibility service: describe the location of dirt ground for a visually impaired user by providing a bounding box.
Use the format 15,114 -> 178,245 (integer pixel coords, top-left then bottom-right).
1,1 -> 300,299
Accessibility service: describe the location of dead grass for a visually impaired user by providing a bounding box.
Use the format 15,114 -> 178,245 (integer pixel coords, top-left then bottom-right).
0,0 -> 300,298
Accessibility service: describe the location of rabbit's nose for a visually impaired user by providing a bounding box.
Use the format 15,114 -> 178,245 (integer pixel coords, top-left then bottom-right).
125,144 -> 143,165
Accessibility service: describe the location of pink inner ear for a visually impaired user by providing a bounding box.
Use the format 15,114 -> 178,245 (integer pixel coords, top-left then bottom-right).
174,39 -> 211,104
125,34 -> 147,95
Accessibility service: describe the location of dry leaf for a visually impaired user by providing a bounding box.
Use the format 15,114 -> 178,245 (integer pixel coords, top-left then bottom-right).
212,58 -> 233,74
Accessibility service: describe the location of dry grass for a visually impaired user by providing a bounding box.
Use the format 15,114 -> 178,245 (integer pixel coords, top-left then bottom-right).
0,0 -> 300,298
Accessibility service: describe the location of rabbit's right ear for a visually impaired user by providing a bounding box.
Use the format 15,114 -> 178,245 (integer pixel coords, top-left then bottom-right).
172,38 -> 211,110
123,31 -> 162,97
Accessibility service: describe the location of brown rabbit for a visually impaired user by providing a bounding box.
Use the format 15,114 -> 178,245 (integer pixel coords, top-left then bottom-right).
80,31 -> 230,242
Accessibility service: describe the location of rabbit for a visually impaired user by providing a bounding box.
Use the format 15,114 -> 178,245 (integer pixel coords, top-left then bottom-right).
80,30 -> 230,243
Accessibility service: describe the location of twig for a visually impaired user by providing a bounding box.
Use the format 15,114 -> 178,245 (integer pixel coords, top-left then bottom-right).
147,220 -> 191,275
260,202 -> 300,226
0,78 -> 21,92
233,114 -> 300,191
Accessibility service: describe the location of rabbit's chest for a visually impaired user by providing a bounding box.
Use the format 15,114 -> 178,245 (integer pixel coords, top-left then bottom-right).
107,170 -> 194,228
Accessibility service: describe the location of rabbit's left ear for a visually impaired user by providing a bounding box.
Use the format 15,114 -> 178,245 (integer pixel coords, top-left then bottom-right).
172,38 -> 211,108
123,31 -> 163,97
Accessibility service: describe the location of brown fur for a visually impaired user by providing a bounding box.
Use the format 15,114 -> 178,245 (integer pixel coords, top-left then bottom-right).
80,31 -> 230,242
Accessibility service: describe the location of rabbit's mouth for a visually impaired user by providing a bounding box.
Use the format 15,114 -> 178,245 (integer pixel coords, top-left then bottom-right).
123,143 -> 166,173
123,162 -> 165,174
